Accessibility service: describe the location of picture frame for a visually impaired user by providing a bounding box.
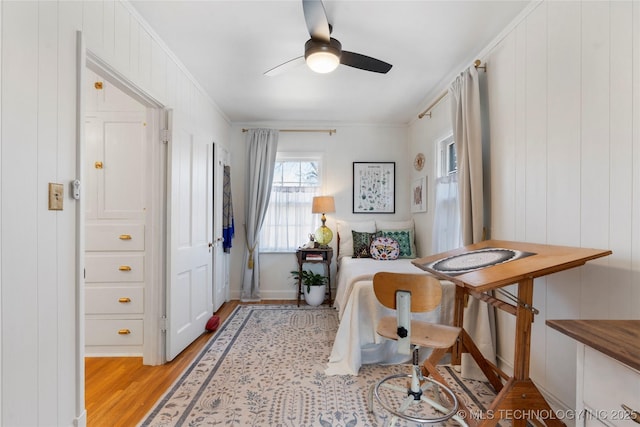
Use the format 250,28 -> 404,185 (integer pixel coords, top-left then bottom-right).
411,176 -> 427,213
353,162 -> 395,213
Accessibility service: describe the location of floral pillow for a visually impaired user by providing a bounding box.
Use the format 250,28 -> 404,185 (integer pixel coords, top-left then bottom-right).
352,231 -> 378,258
379,229 -> 416,258
369,236 -> 400,260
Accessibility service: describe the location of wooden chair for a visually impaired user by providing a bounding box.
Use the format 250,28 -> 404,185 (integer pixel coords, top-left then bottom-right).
369,272 -> 467,426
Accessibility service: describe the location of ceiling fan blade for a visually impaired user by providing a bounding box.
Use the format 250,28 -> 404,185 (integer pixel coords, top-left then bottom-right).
340,51 -> 392,74
302,0 -> 330,42
264,56 -> 305,77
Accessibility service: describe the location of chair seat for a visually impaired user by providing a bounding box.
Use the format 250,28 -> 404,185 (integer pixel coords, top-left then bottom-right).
377,316 -> 461,349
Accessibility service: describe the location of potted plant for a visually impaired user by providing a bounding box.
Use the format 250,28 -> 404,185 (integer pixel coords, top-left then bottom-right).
291,269 -> 328,306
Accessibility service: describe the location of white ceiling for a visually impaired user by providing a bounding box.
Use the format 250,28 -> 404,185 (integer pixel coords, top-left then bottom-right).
129,0 -> 530,125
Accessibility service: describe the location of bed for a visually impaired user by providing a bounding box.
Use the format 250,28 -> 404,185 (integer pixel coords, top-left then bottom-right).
325,219 -> 456,376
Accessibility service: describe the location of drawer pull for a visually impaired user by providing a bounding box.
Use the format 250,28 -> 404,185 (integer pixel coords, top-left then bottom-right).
119,234 -> 132,240
622,404 -> 640,424
118,329 -> 131,335
119,265 -> 132,272
118,297 -> 131,303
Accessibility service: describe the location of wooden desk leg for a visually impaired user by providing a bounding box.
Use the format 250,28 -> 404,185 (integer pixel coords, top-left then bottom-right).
452,285 -> 504,392
479,279 -> 565,427
297,261 -> 303,307
451,286 -> 466,366
325,261 -> 332,306
461,330 -> 503,393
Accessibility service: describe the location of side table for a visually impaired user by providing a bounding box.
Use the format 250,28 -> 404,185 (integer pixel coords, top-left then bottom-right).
295,247 -> 333,307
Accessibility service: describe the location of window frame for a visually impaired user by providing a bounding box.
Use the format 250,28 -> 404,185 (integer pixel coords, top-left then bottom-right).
259,152 -> 325,253
437,133 -> 457,178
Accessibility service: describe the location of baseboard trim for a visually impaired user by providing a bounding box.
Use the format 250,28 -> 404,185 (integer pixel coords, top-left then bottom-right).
74,409 -> 87,427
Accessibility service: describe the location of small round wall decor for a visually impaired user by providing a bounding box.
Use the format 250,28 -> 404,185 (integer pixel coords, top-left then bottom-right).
413,153 -> 425,171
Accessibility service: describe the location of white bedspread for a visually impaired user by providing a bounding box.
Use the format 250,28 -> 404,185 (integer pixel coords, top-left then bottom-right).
333,258 -> 428,319
326,257 -> 455,376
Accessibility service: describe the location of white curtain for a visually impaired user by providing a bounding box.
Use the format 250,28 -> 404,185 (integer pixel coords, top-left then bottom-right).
449,66 -> 496,381
261,186 -> 318,251
241,128 -> 279,301
431,173 -> 461,254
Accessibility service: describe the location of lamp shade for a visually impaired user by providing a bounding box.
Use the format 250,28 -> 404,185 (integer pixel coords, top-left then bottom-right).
312,196 -> 335,246
312,196 -> 335,214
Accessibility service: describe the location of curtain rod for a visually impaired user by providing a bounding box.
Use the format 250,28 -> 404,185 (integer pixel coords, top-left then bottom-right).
418,60 -> 486,120
242,128 -> 336,136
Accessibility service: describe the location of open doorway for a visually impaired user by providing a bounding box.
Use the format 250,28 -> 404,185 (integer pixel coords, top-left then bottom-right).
83,54 -> 167,366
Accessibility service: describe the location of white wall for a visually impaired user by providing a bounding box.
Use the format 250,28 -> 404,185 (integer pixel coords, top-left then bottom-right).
409,0 -> 640,414
227,123 -> 410,300
0,1 -> 230,425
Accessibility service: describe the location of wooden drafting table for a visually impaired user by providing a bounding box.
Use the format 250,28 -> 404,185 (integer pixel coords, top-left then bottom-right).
413,240 -> 612,427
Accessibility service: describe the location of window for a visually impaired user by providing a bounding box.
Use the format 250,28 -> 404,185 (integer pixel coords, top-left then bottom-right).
260,154 -> 322,252
438,134 -> 457,177
432,133 -> 461,252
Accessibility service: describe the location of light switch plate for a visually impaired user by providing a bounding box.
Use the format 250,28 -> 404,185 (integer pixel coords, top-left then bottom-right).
48,183 -> 63,210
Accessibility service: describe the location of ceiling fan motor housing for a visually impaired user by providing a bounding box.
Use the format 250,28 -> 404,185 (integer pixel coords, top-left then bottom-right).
304,37 -> 342,60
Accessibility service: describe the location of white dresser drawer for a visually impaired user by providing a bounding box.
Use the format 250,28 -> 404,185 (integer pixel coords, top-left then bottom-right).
85,319 -> 144,346
583,346 -> 640,427
85,254 -> 144,282
86,224 -> 145,251
86,287 -> 144,314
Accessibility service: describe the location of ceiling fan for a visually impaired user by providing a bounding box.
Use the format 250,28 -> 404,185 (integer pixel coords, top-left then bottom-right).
265,0 -> 393,76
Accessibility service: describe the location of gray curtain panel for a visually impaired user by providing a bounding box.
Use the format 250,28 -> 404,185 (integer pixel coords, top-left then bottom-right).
240,128 -> 279,301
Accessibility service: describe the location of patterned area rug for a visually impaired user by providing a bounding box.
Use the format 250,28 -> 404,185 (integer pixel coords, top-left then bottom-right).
140,305 -> 498,427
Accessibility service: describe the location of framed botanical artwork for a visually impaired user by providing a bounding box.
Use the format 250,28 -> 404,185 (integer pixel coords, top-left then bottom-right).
353,162 -> 395,213
411,176 -> 427,213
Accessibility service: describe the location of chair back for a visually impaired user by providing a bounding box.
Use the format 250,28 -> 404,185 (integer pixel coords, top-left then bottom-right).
373,272 -> 442,313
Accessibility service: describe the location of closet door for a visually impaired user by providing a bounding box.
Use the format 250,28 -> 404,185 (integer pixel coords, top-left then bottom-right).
166,125 -> 214,361
212,144 -> 230,312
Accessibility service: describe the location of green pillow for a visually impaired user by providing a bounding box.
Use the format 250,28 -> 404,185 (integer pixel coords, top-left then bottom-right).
352,231 -> 378,258
379,229 -> 416,258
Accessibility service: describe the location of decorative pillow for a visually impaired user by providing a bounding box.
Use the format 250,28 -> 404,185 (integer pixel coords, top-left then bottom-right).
376,219 -> 417,258
336,220 -> 376,259
370,236 -> 400,260
379,229 -> 416,258
352,231 -> 378,258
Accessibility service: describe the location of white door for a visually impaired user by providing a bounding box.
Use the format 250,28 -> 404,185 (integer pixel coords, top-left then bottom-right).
212,144 -> 230,312
166,119 -> 214,361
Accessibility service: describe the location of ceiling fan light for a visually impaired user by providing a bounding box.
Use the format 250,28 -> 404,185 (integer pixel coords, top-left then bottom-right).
306,51 -> 340,73
304,38 -> 342,74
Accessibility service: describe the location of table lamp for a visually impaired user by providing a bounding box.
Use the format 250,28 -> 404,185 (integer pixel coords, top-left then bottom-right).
312,196 -> 335,246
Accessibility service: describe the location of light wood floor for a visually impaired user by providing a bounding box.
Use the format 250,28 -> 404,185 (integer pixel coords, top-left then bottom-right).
85,300 -> 297,427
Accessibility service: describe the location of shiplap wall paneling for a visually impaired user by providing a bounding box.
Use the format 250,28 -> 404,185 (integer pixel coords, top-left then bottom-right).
523,4 -> 547,246
114,1 -> 131,73
632,1 -> 640,316
546,2 -> 581,247
513,20 -> 527,244
579,2 -> 613,325
3,1 -> 42,424
487,29 -> 517,242
542,2 -> 584,408
37,1 -> 61,420
607,1 -> 634,320
521,5 -> 551,386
